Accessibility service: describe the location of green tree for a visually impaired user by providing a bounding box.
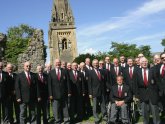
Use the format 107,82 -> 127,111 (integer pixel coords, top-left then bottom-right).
5,24 -> 35,65
108,42 -> 140,58
73,53 -> 97,64
161,38 -> 165,46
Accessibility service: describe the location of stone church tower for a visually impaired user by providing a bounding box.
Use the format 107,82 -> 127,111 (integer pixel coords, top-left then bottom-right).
49,0 -> 78,64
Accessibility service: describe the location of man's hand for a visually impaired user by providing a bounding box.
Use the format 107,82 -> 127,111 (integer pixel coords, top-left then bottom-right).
89,95 -> 92,99
68,94 -> 71,97
49,96 -> 53,100
17,99 -> 21,103
38,98 -> 41,102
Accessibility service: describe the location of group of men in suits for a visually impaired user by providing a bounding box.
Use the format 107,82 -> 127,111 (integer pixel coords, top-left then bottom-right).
0,52 -> 165,124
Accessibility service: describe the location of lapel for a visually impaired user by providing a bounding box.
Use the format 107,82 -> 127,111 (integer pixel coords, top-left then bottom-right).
22,71 -> 30,86
93,69 -> 100,81
52,69 -> 58,81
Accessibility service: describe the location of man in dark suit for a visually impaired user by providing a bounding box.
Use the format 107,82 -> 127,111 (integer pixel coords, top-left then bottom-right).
104,56 -> 114,71
85,58 -> 93,71
123,58 -> 138,96
88,59 -> 107,124
0,62 -> 10,124
6,63 -> 19,124
48,59 -> 70,124
79,62 -> 92,118
137,57 -> 160,124
110,58 -> 123,86
155,52 -> 165,114
68,62 -> 85,122
109,75 -> 132,124
36,65 -> 48,124
44,63 -> 52,121
119,55 -> 127,68
15,61 -> 37,124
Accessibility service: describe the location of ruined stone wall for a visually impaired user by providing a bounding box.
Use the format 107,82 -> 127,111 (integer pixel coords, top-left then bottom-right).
0,33 -> 7,62
17,29 -> 46,72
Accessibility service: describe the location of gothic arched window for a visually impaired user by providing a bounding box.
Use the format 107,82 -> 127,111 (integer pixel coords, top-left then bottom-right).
62,39 -> 67,50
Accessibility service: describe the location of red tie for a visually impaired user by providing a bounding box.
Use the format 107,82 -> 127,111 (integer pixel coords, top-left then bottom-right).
115,67 -> 118,76
129,67 -> 133,79
143,69 -> 148,86
162,64 -> 165,77
27,72 -> 31,85
118,86 -> 122,97
96,69 -> 101,80
107,64 -> 110,71
57,69 -> 60,81
40,74 -> 44,83
74,71 -> 77,80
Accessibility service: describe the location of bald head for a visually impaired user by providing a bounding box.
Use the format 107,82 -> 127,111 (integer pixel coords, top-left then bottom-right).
37,65 -> 44,74
85,58 -> 91,66
92,59 -> 99,69
6,63 -> 13,73
153,54 -> 161,65
140,57 -> 148,68
24,61 -> 31,72
79,62 -> 85,71
67,63 -> 71,70
113,58 -> 119,67
72,62 -> 78,71
54,59 -> 61,68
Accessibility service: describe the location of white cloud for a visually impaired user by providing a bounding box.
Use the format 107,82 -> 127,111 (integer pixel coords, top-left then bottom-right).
77,0 -> 165,37
81,48 -> 97,54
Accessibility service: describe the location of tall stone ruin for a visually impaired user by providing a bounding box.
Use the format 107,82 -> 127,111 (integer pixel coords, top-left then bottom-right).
17,29 -> 46,72
0,33 -> 7,62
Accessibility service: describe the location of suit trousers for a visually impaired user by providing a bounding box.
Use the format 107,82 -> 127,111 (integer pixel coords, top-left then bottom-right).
37,100 -> 48,124
52,98 -> 70,124
8,95 -> 20,123
93,95 -> 107,123
19,102 -> 36,124
141,101 -> 160,124
110,103 -> 129,123
0,99 -> 9,124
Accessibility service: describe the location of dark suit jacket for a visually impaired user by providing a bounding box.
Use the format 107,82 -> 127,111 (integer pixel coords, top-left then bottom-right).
15,71 -> 37,103
155,63 -> 165,94
7,73 -> 17,97
48,68 -> 71,100
110,84 -> 132,103
0,71 -> 10,100
136,68 -> 160,105
68,70 -> 85,96
80,70 -> 90,95
88,69 -> 106,97
36,73 -> 48,100
123,66 -> 138,95
110,66 -> 123,86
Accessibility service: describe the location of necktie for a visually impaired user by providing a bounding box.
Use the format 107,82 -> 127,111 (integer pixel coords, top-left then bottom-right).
129,67 -> 133,79
118,86 -> 122,97
27,72 -> 31,85
143,69 -> 148,86
57,69 -> 60,81
107,64 -> 110,71
74,71 -> 77,80
40,74 -> 43,83
115,67 -> 118,76
162,64 -> 165,77
96,69 -> 101,80
0,73 -> 2,82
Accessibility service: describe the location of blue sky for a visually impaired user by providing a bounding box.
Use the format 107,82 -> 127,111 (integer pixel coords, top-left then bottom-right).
0,0 -> 165,62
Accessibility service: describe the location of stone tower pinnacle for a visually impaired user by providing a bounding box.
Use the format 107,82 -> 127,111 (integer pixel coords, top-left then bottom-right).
49,0 -> 78,64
